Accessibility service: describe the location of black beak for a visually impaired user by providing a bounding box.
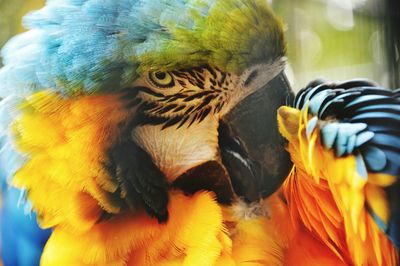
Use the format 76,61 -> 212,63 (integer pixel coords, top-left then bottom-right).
173,72 -> 294,205
219,72 -> 294,202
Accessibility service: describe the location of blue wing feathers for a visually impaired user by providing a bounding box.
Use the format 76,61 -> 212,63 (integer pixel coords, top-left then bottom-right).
295,80 -> 400,175
1,187 -> 52,266
295,79 -> 400,249
386,182 -> 400,249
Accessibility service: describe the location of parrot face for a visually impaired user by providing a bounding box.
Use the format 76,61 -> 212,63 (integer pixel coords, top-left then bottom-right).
105,61 -> 294,222
126,60 -> 287,181
133,60 -> 287,123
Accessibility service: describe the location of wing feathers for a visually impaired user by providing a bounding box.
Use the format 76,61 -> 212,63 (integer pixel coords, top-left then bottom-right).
279,79 -> 400,264
298,80 -> 400,250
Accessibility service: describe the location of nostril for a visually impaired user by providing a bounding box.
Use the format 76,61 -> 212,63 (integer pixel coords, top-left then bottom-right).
244,70 -> 258,87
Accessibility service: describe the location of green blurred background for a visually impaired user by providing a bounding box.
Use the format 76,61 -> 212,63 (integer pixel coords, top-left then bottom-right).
0,0 -> 45,45
0,0 -> 399,90
272,0 -> 399,90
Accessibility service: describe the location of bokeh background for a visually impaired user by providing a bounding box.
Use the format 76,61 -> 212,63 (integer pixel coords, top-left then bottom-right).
0,0 -> 399,89
272,0 -> 400,89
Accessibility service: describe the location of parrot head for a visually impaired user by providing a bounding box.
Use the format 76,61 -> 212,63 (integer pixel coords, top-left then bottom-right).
125,59 -> 292,206
116,0 -> 294,206
1,0 -> 294,219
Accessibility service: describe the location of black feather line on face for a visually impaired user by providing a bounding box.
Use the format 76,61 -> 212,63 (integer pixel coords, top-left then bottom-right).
173,105 -> 186,112
184,91 -> 214,102
204,65 -> 217,79
156,104 -> 178,114
120,65 -> 230,130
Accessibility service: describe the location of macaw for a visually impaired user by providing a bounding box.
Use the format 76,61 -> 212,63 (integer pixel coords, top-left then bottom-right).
0,0 -> 291,265
0,0 -> 399,266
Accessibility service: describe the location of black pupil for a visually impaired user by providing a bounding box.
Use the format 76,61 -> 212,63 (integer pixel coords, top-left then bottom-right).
155,72 -> 167,80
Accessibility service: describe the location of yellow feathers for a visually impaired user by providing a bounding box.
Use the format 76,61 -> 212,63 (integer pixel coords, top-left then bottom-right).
13,91 -> 133,231
12,91 -> 399,265
278,106 -> 399,266
40,191 -> 231,266
10,91 -> 294,266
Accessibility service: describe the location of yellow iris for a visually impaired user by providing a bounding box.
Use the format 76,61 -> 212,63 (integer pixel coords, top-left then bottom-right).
149,71 -> 174,87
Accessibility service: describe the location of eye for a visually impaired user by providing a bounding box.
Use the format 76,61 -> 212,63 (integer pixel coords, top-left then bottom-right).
148,71 -> 175,88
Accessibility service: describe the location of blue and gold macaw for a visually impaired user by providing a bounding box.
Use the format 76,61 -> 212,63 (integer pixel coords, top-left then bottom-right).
0,0 -> 399,265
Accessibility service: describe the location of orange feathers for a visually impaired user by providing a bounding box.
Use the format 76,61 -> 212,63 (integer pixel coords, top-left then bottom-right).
12,91 -> 399,265
11,91 -> 292,265
13,91 -> 134,232
278,106 -> 399,265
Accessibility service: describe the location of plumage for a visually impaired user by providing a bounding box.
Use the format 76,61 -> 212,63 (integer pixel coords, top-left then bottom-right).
0,0 -> 289,265
2,0 -> 398,265
0,187 -> 51,266
8,88 -> 289,266
13,92 -> 135,227
0,95 -> 51,266
0,0 -> 285,96
277,80 -> 400,265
